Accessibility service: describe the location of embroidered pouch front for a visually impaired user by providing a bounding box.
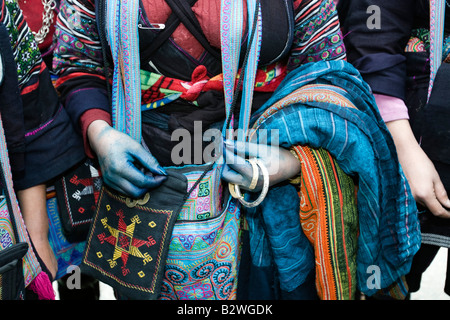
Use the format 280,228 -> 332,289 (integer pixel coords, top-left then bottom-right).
81,169 -> 187,300
54,159 -> 102,243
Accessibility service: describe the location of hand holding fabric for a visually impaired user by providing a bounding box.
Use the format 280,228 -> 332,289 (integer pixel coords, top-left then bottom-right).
387,119 -> 450,218
399,144 -> 450,218
87,120 -> 167,198
221,140 -> 301,191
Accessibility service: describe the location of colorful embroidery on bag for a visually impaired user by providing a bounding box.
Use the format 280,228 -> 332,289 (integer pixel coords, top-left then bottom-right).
83,187 -> 177,296
0,198 -> 14,250
55,159 -> 101,242
82,170 -> 188,299
160,198 -> 241,300
46,196 -> 86,280
179,167 -> 223,221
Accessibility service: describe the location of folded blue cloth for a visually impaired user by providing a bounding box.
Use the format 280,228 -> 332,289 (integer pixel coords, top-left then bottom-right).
247,60 -> 421,296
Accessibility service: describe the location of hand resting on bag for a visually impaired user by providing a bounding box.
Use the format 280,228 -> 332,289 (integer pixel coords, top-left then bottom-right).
87,120 -> 167,198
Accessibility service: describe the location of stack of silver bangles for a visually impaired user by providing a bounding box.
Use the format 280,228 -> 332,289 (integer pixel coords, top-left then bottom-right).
228,158 -> 269,208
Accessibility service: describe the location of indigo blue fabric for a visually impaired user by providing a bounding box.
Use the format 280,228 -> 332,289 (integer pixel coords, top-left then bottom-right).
245,183 -> 315,292
247,60 -> 421,296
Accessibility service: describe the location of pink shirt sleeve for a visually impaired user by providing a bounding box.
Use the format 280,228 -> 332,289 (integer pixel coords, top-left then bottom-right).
373,93 -> 410,123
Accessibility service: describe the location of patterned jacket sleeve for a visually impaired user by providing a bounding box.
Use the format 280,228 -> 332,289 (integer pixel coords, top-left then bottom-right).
287,0 -> 346,71
52,0 -> 110,129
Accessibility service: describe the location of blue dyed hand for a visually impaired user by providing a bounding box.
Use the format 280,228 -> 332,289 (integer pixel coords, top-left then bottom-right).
88,121 -> 167,198
221,140 -> 301,191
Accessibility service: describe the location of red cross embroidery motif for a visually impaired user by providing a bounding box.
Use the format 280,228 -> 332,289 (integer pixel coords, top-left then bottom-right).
97,209 -> 156,276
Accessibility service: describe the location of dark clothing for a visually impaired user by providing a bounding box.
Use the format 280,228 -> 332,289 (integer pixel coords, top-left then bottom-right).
406,244 -> 450,295
0,0 -> 84,190
338,0 -> 450,101
54,0 -> 346,144
338,0 -> 450,295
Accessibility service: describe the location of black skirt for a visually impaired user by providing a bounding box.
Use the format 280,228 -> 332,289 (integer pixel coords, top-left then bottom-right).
405,51 -> 450,248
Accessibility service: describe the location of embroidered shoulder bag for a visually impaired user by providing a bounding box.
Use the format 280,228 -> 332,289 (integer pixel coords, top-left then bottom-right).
53,158 -> 101,243
82,0 -> 262,300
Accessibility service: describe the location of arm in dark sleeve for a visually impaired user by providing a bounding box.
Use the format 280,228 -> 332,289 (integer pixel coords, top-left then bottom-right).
53,0 -> 110,132
338,0 -> 416,100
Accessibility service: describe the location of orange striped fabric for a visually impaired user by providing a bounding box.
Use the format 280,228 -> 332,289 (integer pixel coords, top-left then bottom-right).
292,145 -> 358,300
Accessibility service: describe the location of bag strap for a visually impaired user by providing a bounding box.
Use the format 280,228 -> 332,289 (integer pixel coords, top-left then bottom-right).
106,0 -> 142,142
185,0 -> 263,200
96,0 -> 111,103
221,0 -> 262,141
428,0 -> 446,100
0,113 -> 42,280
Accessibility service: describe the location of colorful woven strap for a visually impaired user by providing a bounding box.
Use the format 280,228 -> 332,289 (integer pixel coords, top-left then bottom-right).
107,0 -> 142,142
428,0 -> 446,100
0,114 -> 41,286
106,0 -> 262,143
220,0 -> 243,137
238,0 -> 262,141
220,0 -> 262,141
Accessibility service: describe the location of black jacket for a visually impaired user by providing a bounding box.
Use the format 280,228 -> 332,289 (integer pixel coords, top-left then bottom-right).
338,0 -> 450,101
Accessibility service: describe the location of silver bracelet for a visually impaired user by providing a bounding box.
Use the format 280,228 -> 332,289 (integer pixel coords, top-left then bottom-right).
229,158 -> 269,208
247,158 -> 259,190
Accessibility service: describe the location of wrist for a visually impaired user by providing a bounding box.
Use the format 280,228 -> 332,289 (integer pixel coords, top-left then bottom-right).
385,119 -> 420,153
80,109 -> 112,158
87,119 -> 110,136
87,120 -> 111,153
288,147 -> 302,185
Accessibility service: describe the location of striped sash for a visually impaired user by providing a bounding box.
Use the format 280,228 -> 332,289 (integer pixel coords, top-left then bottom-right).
220,0 -> 262,141
107,0 -> 142,142
0,113 -> 41,286
428,0 -> 446,99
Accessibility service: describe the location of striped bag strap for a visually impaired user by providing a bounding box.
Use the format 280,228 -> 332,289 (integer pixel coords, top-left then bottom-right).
428,0 -> 446,100
106,0 -> 262,144
0,113 -> 41,285
220,0 -> 262,141
106,0 -> 142,142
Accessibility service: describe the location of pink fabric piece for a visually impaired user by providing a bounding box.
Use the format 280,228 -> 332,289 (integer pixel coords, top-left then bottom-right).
373,93 -> 410,123
28,272 -> 55,300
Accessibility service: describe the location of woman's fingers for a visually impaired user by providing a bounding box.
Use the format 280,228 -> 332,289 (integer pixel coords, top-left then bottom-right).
222,146 -> 262,191
415,178 -> 450,219
434,179 -> 450,210
223,142 -> 250,171
425,179 -> 450,219
421,196 -> 450,219
221,164 -> 246,186
131,144 -> 167,177
89,125 -> 168,198
104,169 -> 167,199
